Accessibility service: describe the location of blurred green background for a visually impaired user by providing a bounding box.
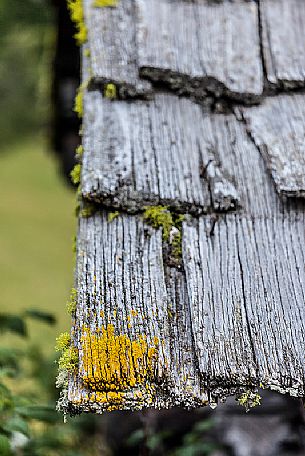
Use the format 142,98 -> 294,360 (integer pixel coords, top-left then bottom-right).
0,0 -> 74,351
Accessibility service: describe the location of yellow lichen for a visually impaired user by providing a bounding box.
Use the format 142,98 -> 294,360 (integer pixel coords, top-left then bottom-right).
74,82 -> 87,118
94,0 -> 118,7
67,0 -> 87,45
104,83 -> 117,99
80,325 -> 158,392
83,48 -> 91,58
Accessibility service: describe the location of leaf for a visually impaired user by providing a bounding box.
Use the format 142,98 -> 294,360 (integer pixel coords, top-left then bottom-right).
192,419 -> 214,433
2,417 -> 29,437
24,310 -> 56,326
0,315 -> 27,337
0,348 -> 21,374
126,429 -> 144,446
15,405 -> 58,424
0,434 -> 12,456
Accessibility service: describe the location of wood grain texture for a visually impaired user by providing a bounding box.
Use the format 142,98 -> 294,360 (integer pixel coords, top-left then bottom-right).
260,0 -> 305,89
241,95 -> 305,198
81,91 -> 239,213
136,0 -> 263,102
67,210 -> 305,414
183,214 -> 305,398
83,0 -> 152,97
68,213 -> 209,413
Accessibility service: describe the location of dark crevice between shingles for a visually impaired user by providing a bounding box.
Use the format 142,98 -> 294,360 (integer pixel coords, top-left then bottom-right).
256,0 -> 270,93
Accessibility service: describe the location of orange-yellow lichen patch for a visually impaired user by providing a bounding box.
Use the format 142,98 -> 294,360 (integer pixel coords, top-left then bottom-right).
80,325 -> 159,392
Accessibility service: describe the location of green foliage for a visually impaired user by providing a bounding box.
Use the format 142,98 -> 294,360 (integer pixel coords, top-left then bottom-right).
173,419 -> 217,456
24,310 -> 56,326
0,1 -> 53,147
127,418 -> 218,456
0,311 -> 103,455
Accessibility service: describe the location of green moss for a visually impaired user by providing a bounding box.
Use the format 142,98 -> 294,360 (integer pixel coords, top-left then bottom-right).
55,332 -> 71,352
56,331 -> 78,381
67,288 -> 77,314
171,230 -> 182,259
80,202 -> 97,218
143,206 -> 185,260
70,164 -> 81,185
75,144 -> 83,159
143,206 -> 173,241
67,0 -> 87,45
58,347 -> 79,372
104,83 -> 117,99
83,48 -> 91,58
108,211 -> 120,222
94,0 -> 118,7
237,391 -> 261,411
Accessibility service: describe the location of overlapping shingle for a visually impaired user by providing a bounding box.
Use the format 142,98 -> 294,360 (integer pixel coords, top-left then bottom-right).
62,0 -> 305,415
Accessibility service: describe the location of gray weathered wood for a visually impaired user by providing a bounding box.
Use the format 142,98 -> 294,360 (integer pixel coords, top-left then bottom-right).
68,213 -> 209,413
67,209 -> 305,414
136,0 -> 263,102
81,91 -> 239,213
183,214 -> 305,398
83,0 -> 152,97
241,95 -> 305,198
260,0 -> 305,89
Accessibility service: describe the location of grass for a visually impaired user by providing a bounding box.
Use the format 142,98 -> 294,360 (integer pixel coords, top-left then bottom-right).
0,136 -> 76,353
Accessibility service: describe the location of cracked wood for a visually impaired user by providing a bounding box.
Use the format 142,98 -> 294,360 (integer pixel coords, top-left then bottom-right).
260,0 -> 305,89
81,91 -> 239,213
136,0 -> 263,102
83,0 -> 152,97
241,94 -> 305,198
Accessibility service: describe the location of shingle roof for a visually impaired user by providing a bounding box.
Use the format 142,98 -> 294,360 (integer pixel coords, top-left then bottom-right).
62,0 -> 305,415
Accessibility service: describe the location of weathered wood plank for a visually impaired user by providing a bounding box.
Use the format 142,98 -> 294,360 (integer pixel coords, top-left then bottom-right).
260,0 -> 305,89
241,95 -> 305,198
183,214 -> 305,398
81,91 -> 239,213
83,0 -> 152,97
68,213 -> 209,413
136,0 -> 263,102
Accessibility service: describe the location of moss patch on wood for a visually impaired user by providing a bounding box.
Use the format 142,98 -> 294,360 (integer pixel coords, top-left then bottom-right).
108,211 -> 120,222
104,83 -> 117,99
94,0 -> 118,7
67,0 -> 87,45
70,164 -> 82,185
67,288 -> 78,314
143,206 -> 185,261
237,391 -> 262,411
